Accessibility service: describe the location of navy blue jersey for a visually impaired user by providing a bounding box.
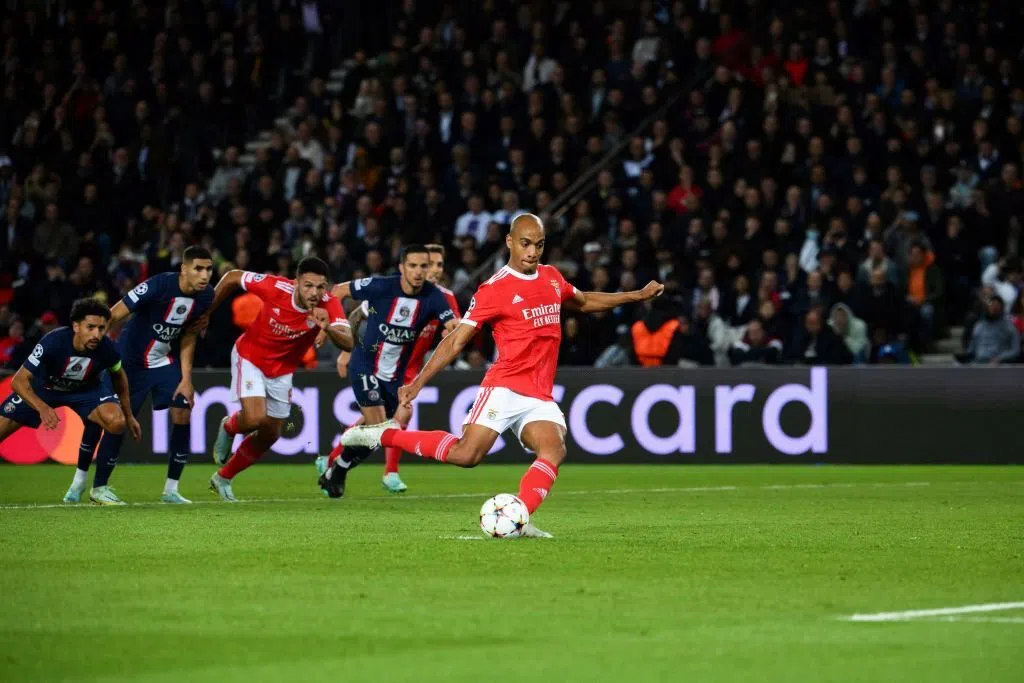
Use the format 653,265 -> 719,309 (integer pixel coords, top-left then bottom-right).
119,272 -> 214,369
349,276 -> 455,382
23,328 -> 121,393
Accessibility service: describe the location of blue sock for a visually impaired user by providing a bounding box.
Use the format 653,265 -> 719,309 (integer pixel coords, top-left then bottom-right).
77,422 -> 103,472
167,422 -> 190,481
93,431 -> 124,488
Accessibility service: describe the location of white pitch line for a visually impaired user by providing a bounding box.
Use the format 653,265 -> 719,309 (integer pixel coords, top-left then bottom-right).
930,616 -> 1024,624
846,601 -> 1024,622
0,481 -> 931,511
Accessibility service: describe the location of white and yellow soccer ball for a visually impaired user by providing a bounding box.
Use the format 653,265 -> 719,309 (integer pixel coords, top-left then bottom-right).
479,494 -> 530,539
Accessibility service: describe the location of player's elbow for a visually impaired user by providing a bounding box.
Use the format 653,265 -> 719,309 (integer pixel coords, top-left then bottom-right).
11,370 -> 31,395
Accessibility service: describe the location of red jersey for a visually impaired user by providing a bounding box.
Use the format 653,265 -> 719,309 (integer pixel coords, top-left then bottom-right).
462,264 -> 578,401
403,286 -> 461,382
235,271 -> 348,378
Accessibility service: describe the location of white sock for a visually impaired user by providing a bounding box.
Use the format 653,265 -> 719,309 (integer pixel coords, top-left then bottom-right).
164,478 -> 178,494
72,468 -> 88,489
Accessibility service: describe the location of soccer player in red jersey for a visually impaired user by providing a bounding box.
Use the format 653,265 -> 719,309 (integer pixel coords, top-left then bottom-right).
341,215 -> 663,536
205,258 -> 353,501
319,244 -> 461,493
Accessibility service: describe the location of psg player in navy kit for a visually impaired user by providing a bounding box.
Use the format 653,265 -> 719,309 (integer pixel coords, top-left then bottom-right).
0,299 -> 142,503
86,246 -> 215,504
318,244 -> 456,498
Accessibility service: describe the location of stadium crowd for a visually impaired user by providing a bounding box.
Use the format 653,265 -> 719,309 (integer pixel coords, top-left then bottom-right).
1,0 -> 1022,371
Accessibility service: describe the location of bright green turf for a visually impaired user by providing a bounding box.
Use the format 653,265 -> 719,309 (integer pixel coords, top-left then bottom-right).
1,464 -> 1022,683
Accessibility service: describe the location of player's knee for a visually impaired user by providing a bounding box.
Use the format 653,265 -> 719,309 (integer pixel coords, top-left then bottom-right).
105,413 -> 126,435
450,442 -> 486,468
541,443 -> 567,467
257,416 -> 282,439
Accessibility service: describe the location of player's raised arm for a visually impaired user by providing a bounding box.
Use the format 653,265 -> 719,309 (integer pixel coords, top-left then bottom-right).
208,269 -> 246,312
331,282 -> 352,301
399,322 -> 477,407
9,364 -> 59,430
565,280 -> 665,314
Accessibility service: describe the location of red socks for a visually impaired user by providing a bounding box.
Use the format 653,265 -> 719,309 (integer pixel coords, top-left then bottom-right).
218,434 -> 263,479
517,458 -> 559,514
327,441 -> 344,467
381,429 -> 456,462
224,411 -> 242,436
384,447 -> 402,473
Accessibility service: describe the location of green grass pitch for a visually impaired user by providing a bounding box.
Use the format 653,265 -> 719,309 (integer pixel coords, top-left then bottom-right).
1,463 -> 1022,682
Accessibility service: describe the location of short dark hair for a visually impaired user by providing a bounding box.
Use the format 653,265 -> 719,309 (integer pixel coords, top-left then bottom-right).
296,257 -> 329,279
425,244 -> 445,255
400,244 -> 429,262
70,298 -> 111,323
183,246 -> 213,263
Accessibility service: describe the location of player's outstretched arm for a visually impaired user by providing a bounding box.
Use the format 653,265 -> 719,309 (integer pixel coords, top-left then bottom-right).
566,281 -> 665,314
10,366 -> 59,430
331,282 -> 352,301
110,366 -> 142,441
399,323 -> 476,406
208,269 -> 245,313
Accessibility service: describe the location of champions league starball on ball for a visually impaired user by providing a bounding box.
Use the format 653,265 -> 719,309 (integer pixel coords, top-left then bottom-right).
479,494 -> 530,538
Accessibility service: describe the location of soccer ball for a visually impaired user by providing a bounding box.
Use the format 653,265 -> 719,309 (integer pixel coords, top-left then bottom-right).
479,494 -> 530,539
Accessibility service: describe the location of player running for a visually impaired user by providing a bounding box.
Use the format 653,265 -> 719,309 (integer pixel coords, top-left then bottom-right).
317,244 -> 457,498
0,298 -> 142,505
316,244 -> 460,493
82,246 -> 215,504
208,257 -> 353,501
340,214 -> 663,537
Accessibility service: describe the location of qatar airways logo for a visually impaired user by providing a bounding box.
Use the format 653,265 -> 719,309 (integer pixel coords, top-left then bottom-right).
151,323 -> 183,342
152,368 -> 829,458
377,325 -> 419,344
522,303 -> 560,328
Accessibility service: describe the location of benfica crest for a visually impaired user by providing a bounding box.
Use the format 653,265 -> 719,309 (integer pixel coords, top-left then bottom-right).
550,280 -> 561,298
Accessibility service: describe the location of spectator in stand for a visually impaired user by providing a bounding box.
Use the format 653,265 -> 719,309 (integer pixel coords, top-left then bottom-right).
786,307 -> 853,366
629,298 -> 683,367
905,242 -> 945,349
0,318 -> 24,366
958,297 -> 1021,366
728,318 -> 783,366
454,194 -> 492,247
0,1 -> 1019,369
829,303 -> 870,364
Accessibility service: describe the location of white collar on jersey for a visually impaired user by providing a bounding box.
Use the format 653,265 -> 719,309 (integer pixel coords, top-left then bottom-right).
501,264 -> 539,280
288,287 -> 308,313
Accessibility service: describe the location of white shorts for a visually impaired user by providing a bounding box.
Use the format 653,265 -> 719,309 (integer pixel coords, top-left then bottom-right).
230,345 -> 293,419
462,386 -> 566,444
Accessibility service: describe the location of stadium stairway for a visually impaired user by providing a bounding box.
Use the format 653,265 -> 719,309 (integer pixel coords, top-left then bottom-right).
217,61 -> 355,168
919,326 -> 963,365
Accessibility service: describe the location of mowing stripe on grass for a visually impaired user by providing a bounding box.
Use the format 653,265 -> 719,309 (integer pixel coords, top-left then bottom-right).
846,601 -> 1024,622
0,481 -> 931,511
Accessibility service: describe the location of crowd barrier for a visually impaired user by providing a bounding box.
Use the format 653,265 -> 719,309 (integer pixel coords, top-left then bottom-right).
2,368 -> 1019,465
